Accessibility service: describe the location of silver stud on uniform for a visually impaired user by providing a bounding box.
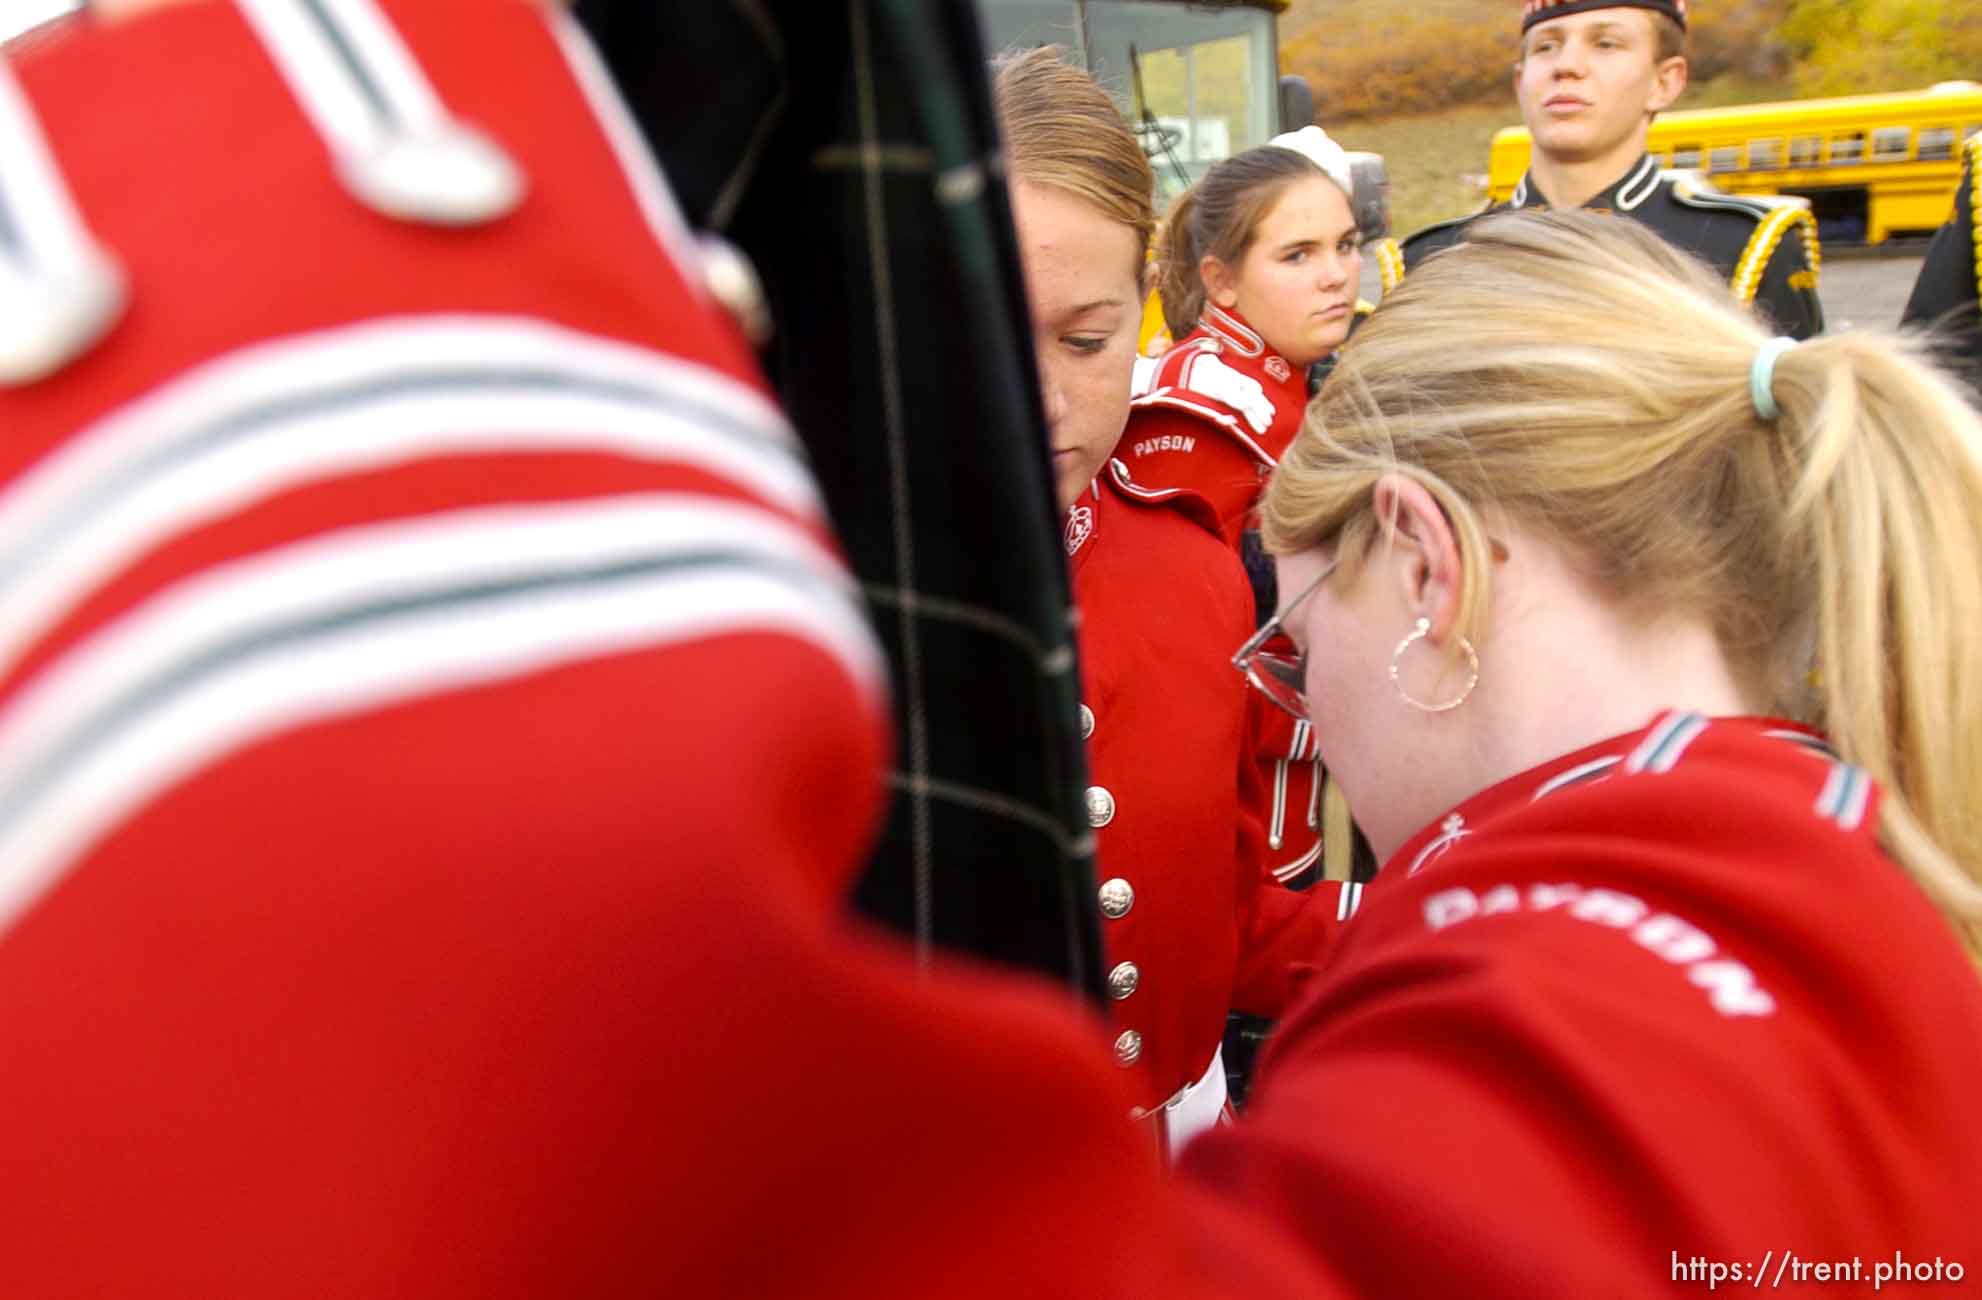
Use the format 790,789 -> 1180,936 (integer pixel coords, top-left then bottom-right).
1106,961 -> 1140,1000
1113,1029 -> 1143,1067
1079,704 -> 1095,741
341,124 -> 525,227
697,233 -> 774,346
1097,877 -> 1134,919
1085,785 -> 1116,828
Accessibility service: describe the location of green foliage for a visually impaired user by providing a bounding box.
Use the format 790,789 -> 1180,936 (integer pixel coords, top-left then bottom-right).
1282,0 -> 1975,236
1281,16 -> 1514,123
1276,0 -> 1975,124
1687,0 -> 1795,82
1779,0 -> 1982,97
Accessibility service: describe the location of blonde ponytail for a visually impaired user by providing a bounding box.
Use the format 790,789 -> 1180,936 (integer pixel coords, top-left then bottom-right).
1262,210 -> 1982,961
1770,332 -> 1982,957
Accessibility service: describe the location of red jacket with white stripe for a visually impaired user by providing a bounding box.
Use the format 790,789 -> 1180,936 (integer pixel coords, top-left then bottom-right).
12,7 -> 1980,1297
1068,461 -> 1343,1110
1185,712 -> 1982,1295
1125,304 -> 1327,882
1124,303 -> 1309,550
0,2 -> 903,1292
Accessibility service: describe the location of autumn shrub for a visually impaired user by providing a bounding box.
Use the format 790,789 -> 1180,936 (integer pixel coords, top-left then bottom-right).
1283,18 -> 1514,123
1781,0 -> 1982,97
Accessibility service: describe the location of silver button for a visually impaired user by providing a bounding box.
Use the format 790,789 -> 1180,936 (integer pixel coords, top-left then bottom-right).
1098,878 -> 1134,919
1113,1029 -> 1143,1067
697,233 -> 774,346
1107,961 -> 1140,1000
340,124 -> 525,228
1079,704 -> 1095,741
1085,785 -> 1116,828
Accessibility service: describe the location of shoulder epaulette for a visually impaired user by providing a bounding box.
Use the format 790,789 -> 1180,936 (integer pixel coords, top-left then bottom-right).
1105,456 -> 1182,503
1373,237 -> 1407,293
1668,169 -> 1781,221
1383,213 -> 1481,292
1130,339 -> 1280,465
1669,171 -> 1822,301
1104,458 -> 1222,538
1399,212 -> 1479,246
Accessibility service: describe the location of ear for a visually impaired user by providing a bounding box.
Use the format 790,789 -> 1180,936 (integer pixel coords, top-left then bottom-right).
1647,54 -> 1687,114
1371,473 -> 1464,642
1200,253 -> 1239,310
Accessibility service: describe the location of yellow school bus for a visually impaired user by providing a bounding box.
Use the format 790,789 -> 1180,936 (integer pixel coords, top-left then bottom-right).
1487,81 -> 1982,244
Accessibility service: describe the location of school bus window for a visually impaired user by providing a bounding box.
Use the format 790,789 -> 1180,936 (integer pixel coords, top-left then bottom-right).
1871,127 -> 1911,161
1829,131 -> 1863,164
1919,127 -> 1955,160
1672,142 -> 1702,168
1788,136 -> 1821,168
1748,138 -> 1783,170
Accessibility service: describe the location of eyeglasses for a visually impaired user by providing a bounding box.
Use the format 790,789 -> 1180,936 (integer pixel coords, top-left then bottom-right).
1230,558 -> 1337,721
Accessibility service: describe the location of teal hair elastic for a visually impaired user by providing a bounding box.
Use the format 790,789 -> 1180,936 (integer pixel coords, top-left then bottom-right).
1749,336 -> 1797,421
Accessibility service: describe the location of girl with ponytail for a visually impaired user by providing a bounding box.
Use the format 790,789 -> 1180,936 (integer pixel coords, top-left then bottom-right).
1185,207 -> 1982,1288
990,47 -> 1336,1154
1131,133 -> 1366,886
1255,208 -> 1982,959
1128,135 -> 1363,547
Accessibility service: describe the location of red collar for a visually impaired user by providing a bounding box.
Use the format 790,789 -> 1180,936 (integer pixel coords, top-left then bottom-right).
1062,481 -> 1101,574
1386,712 -> 1831,878
1194,305 -> 1307,408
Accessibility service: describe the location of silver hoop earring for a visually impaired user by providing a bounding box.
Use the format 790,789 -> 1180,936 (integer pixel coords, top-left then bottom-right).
1389,617 -> 1479,713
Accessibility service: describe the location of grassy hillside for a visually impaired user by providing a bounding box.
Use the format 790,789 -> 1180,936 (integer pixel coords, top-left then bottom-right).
1329,104 -> 1509,240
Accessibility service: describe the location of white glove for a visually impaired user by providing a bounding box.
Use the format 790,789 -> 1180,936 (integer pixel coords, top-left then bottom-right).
1187,352 -> 1276,436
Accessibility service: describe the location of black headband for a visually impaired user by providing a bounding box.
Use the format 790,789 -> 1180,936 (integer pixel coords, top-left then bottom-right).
1521,0 -> 1688,33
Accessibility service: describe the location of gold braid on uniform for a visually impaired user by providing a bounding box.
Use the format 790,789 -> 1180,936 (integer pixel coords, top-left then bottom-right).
1966,134 -> 1982,303
1732,205 -> 1820,305
1375,237 -> 1406,293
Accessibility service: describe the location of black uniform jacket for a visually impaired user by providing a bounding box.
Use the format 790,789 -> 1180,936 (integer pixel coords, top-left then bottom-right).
1378,154 -> 1825,341
1901,135 -> 1981,399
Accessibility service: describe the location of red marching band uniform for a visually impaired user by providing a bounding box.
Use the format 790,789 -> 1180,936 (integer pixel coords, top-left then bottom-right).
0,1 -> 886,1290
1125,303 -> 1327,883
1066,460 -> 1346,1151
7,5 -> 1982,1296
1185,713 -> 1982,1296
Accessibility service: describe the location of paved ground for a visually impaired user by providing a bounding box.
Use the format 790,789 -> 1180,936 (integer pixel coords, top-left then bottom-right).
1357,247 -> 1927,334
1819,251 -> 1925,333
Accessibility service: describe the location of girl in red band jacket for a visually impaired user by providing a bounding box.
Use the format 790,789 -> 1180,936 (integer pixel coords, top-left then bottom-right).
1126,142 -> 1366,885
1065,459 -> 1340,1122
996,51 -> 1340,1135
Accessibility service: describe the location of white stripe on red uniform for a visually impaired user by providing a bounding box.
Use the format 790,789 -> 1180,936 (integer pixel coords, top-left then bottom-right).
0,314 -> 820,681
0,492 -> 881,939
